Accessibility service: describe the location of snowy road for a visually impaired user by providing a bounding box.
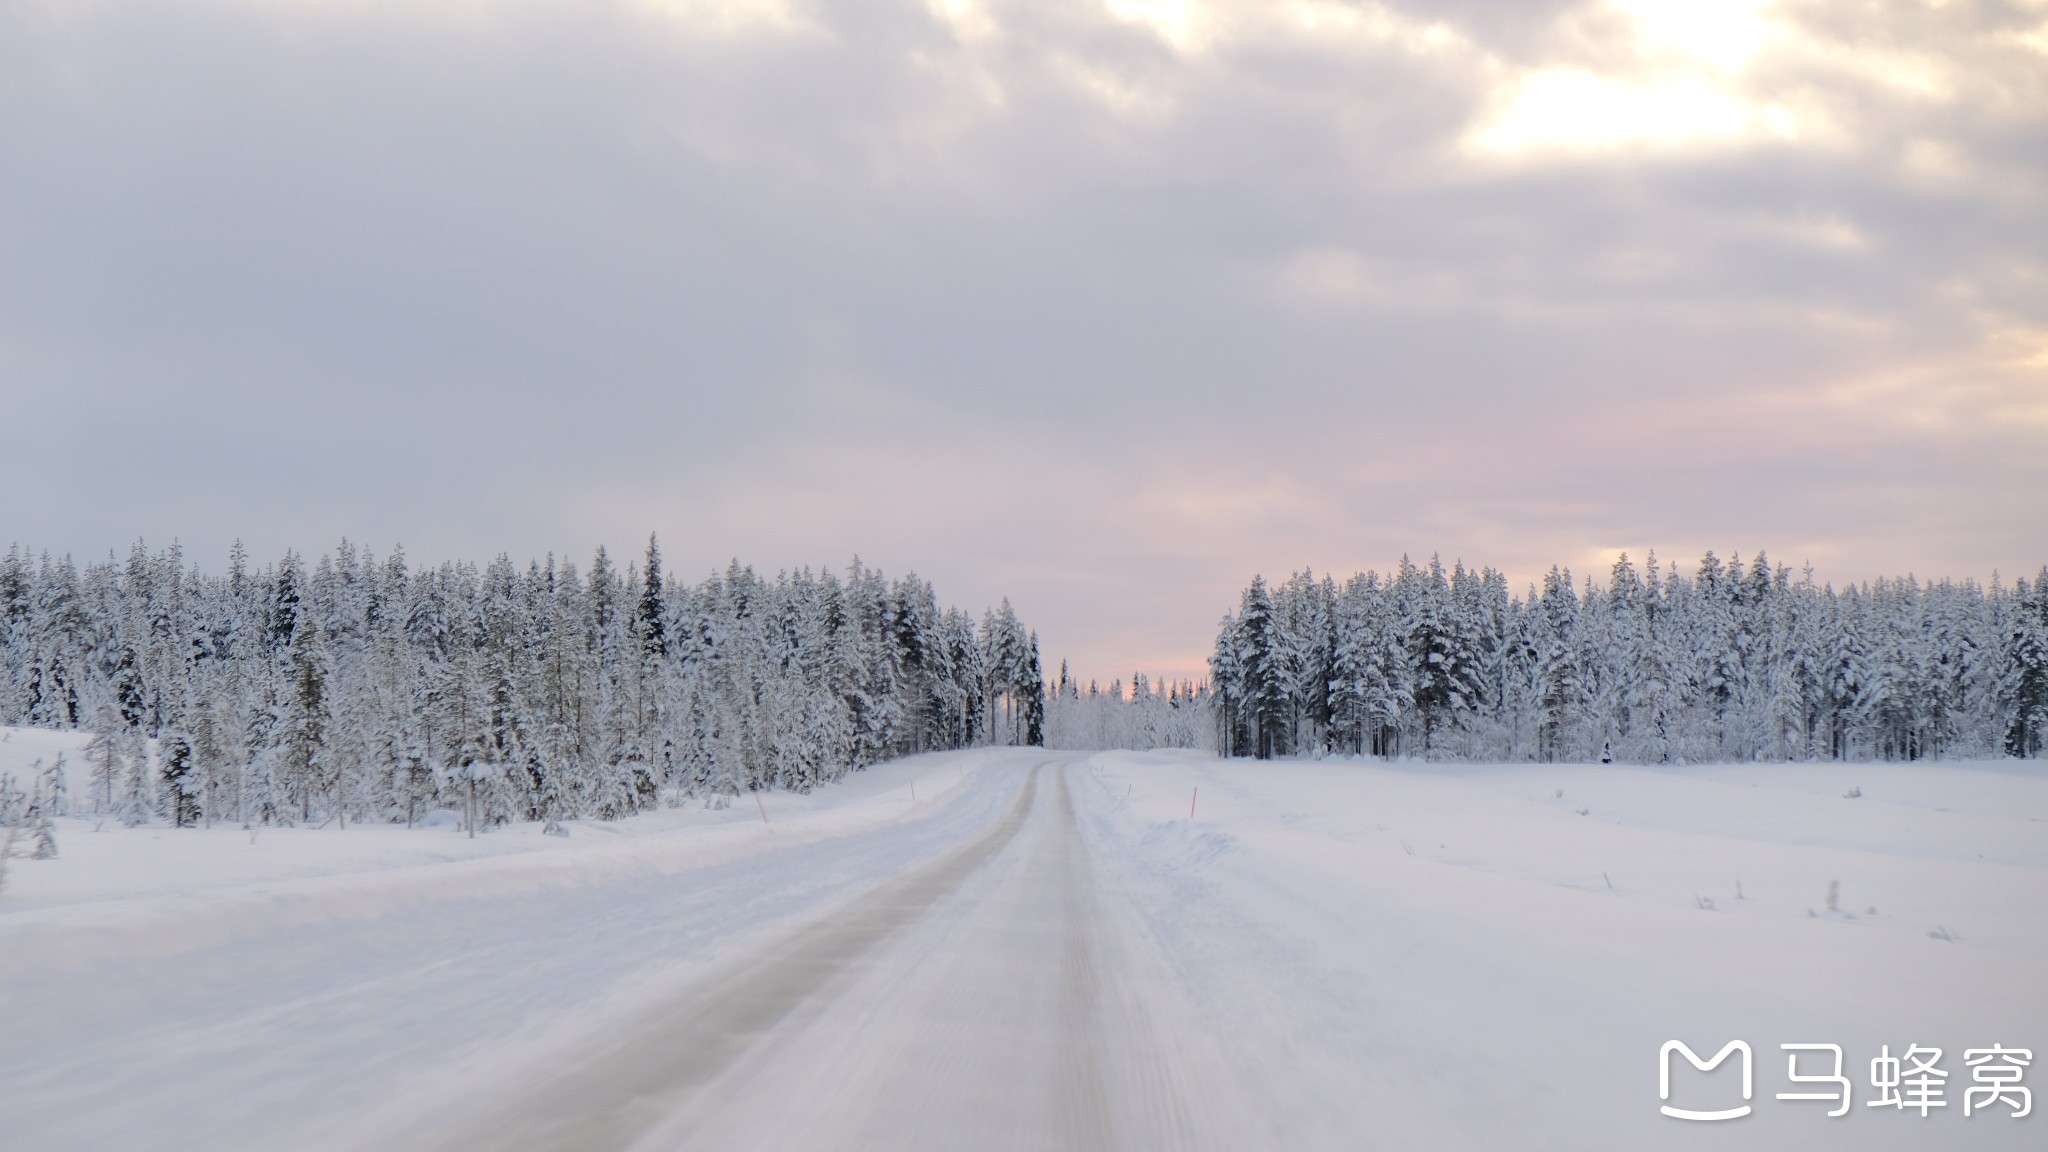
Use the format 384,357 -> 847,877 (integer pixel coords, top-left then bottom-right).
1,750 -> 1245,1151
6,742 -> 2044,1151
419,757 -> 1232,1152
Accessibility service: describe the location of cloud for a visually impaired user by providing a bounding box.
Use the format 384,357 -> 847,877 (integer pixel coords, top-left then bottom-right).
1467,69 -> 1803,154
0,0 -> 2041,681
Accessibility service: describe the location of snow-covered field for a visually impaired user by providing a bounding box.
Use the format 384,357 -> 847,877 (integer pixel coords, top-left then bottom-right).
2,725 -> 2042,1150
1084,752 -> 2047,1150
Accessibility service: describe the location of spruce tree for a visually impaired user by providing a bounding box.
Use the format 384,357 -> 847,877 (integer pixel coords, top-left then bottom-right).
1235,577 -> 1286,759
159,734 -> 200,827
283,608 -> 329,824
1023,632 -> 1045,747
2005,569 -> 2048,757
638,534 -> 666,660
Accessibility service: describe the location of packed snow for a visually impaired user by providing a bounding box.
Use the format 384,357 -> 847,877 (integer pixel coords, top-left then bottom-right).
2,728 -> 2042,1150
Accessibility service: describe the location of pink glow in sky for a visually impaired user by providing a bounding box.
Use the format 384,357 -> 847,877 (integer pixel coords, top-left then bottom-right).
2,0 -> 2043,684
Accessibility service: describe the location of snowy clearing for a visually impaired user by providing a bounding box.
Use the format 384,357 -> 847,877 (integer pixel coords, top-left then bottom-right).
2,735 -> 2043,1150
1083,752 -> 2047,1150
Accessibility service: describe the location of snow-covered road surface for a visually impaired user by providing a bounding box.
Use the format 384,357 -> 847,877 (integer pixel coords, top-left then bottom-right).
423,759 -> 1233,1152
4,737 -> 2044,1151
3,749 -> 1244,1151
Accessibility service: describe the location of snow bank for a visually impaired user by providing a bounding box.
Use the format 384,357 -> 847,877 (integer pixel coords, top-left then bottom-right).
0,724 -> 987,963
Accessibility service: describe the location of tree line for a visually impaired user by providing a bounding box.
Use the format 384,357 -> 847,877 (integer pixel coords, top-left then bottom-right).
1211,552 -> 2048,763
1042,665 -> 1213,752
0,539 -> 1045,830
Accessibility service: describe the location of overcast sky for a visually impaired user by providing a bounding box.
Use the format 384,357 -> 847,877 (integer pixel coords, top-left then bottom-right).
3,0 -> 2044,682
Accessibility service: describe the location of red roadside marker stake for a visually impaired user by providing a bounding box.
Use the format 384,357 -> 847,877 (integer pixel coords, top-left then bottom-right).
1190,787 -> 1198,820
756,795 -> 768,824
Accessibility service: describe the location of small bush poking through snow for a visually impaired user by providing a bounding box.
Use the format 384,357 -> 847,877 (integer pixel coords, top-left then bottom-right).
0,770 -> 60,892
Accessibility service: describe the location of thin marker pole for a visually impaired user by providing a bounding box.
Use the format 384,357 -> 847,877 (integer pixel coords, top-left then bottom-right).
756,795 -> 768,824
1190,787 -> 1198,820
911,782 -> 917,802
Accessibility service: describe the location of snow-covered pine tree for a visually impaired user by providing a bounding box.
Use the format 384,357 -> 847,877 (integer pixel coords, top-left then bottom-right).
1234,576 -> 1286,759
1022,632 -> 1045,747
84,702 -> 124,816
281,595 -> 331,825
159,733 -> 201,827
2003,569 -> 2048,758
